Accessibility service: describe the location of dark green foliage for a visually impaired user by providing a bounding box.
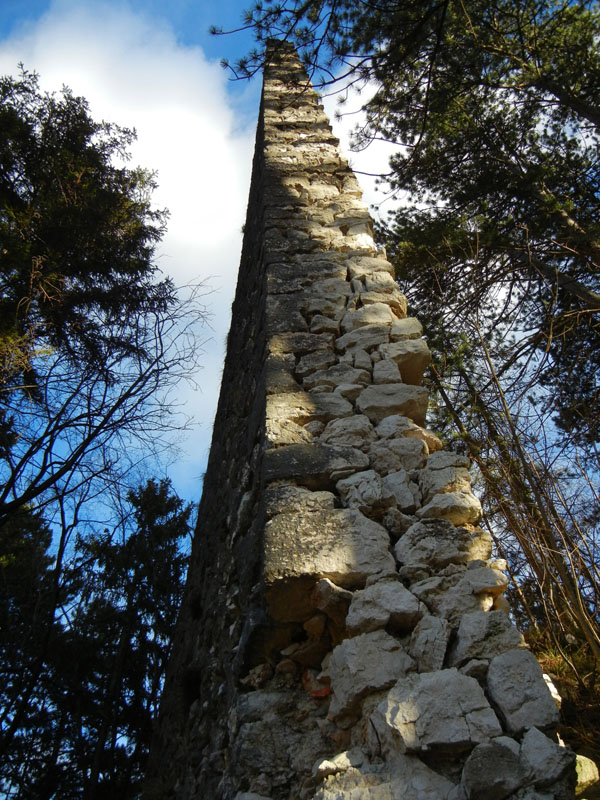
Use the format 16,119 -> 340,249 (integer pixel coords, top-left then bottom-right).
0,479 -> 191,799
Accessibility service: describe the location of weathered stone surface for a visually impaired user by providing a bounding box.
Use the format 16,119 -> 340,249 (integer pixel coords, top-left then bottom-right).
417,490 -> 482,526
520,726 -> 575,788
373,358 -> 403,384
346,580 -> 424,636
319,414 -> 376,450
409,615 -> 451,672
347,256 -> 394,279
265,485 -> 336,517
341,302 -> 395,333
486,650 -> 560,734
368,438 -> 429,475
336,324 -> 390,353
267,390 -> 353,425
311,314 -> 340,334
364,271 -> 398,293
390,317 -> 423,341
395,520 -> 493,569
360,290 -> 407,318
263,443 -> 368,488
312,578 -> 353,627
269,331 -> 334,355
328,630 -> 415,721
265,417 -> 313,447
300,277 -> 352,317
383,469 -> 420,513
266,353 -> 302,394
383,508 -> 417,537
411,567 -> 508,624
336,469 -> 395,515
296,349 -> 337,378
378,339 -> 431,384
264,509 -> 396,620
371,669 -> 502,754
461,738 -> 528,800
357,383 -> 429,425
449,611 -> 525,667
576,753 -> 599,795
266,294 -> 309,333
303,363 -> 370,390
313,754 -> 456,799
420,463 -> 473,504
426,451 -> 470,470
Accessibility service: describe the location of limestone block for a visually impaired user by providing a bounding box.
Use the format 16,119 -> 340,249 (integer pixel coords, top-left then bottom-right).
353,348 -> 372,371
390,316 -> 423,341
373,358 -> 403,384
311,314 -> 340,334
417,490 -> 482,526
449,611 -> 525,667
265,485 -> 336,517
520,727 -> 575,788
461,738 -> 528,800
357,383 -> 429,425
383,508 -> 417,537
346,579 -> 424,636
420,464 -> 473,504
411,567 -> 508,624
364,271 -> 398,293
378,339 -> 431,385
263,443 -> 369,488
266,294 -> 309,333
312,578 -> 353,627
395,520 -> 492,569
576,753 -> 599,796
341,302 -> 395,333
409,615 -> 451,672
269,331 -> 334,355
333,383 -> 364,402
327,630 -> 415,721
360,290 -> 407,318
383,469 -> 420,513
267,390 -> 353,425
347,256 -> 394,279
266,353 -> 302,395
336,469 -> 395,515
300,277 -> 352,318
313,753 -> 456,799
426,451 -> 471,470
303,363 -> 370,390
371,669 -> 502,755
486,649 -> 560,734
336,324 -> 390,353
265,418 -> 313,448
369,438 -> 428,475
296,349 -> 337,378
375,414 -> 443,453
264,509 -> 396,621
320,415 -> 377,450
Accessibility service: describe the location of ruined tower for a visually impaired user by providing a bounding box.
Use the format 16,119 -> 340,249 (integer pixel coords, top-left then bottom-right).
146,42 -> 575,800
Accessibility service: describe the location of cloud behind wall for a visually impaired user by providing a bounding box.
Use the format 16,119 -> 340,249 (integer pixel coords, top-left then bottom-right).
0,0 -> 258,500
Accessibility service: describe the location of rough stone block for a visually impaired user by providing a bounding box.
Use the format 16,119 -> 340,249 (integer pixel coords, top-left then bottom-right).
449,610 -> 525,667
267,390 -> 353,425
378,339 -> 431,384
319,414 -> 376,450
369,438 -> 429,475
395,520 -> 492,569
327,630 -> 415,721
383,469 -> 420,513
263,443 -> 369,488
336,469 -> 395,515
390,316 -> 423,341
371,669 -> 502,755
520,726 -> 575,788
303,363 -> 370,390
420,463 -> 473,504
264,509 -> 396,621
341,302 -> 395,333
335,324 -> 390,353
461,738 -> 528,800
373,358 -> 403,384
346,579 -> 424,636
409,615 -> 451,672
417,489 -> 482,526
357,383 -> 429,425
486,650 -> 560,734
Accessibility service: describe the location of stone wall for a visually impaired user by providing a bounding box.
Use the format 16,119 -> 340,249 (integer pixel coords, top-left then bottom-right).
145,41 -> 575,800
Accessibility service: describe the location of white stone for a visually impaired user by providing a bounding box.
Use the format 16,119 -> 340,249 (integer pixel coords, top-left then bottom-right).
520,726 -> 575,787
364,271 -> 398,293
360,290 -> 407,317
320,415 -> 376,450
486,649 -> 561,734
311,314 -> 341,334
336,469 -> 395,515
346,580 -> 424,636
411,567 -> 508,624
449,610 -> 525,667
461,738 -> 528,800
371,669 -> 502,754
420,464 -> 473,504
383,470 -> 420,513
368,438 -> 429,475
390,317 -> 423,341
353,348 -> 372,371
296,349 -> 337,378
417,490 -> 482,525
341,302 -> 395,333
373,358 -> 403,384
336,324 -> 390,353
327,630 -> 415,722
395,520 -> 492,569
357,383 -> 429,426
576,753 -> 599,795
409,615 -> 451,672
378,339 -> 431,384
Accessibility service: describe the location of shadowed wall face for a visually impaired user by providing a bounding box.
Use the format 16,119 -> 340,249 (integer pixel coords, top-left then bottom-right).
147,42 -> 574,800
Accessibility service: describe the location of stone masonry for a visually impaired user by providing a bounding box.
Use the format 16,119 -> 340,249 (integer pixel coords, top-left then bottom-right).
145,42 -> 576,800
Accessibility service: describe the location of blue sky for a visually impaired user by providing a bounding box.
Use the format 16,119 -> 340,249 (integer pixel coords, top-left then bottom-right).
0,1 -> 391,504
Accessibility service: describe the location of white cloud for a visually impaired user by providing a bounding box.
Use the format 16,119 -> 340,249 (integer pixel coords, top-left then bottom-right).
0,0 -> 257,500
